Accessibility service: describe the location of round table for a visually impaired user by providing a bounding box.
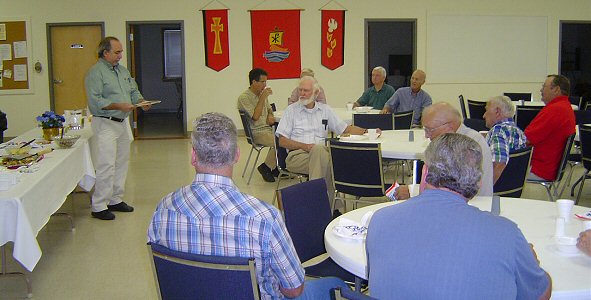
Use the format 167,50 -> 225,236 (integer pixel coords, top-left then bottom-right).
324,197 -> 591,299
274,107 -> 381,125
339,129 -> 428,160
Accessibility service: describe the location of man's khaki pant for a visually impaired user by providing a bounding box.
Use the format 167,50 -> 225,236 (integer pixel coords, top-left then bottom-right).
252,131 -> 276,169
285,144 -> 340,209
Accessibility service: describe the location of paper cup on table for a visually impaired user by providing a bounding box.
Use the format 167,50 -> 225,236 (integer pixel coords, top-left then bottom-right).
556,199 -> 574,222
368,129 -> 377,140
555,217 -> 566,237
346,102 -> 353,111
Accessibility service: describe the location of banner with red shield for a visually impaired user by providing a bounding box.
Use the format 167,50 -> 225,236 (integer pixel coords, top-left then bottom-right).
203,9 -> 230,71
321,10 -> 345,70
250,10 -> 301,79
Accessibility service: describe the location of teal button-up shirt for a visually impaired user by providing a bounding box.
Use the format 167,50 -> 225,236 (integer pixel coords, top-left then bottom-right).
357,83 -> 396,109
85,58 -> 143,119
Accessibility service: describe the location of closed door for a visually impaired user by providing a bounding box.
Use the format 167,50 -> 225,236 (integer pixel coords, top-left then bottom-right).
49,25 -> 103,114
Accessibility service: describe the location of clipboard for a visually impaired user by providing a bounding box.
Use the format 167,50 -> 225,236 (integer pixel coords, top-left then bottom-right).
135,100 -> 161,107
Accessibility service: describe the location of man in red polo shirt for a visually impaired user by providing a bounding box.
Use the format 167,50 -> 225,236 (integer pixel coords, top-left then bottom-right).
525,75 -> 576,181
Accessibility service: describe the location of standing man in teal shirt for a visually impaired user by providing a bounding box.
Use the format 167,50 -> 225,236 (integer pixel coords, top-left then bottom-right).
353,66 -> 395,110
85,36 -> 151,220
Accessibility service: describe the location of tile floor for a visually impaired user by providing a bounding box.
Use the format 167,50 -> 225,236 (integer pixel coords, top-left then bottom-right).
1,138 -> 590,299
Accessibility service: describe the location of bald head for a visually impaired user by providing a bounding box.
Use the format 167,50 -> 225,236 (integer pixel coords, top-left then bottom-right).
410,69 -> 426,92
422,103 -> 462,139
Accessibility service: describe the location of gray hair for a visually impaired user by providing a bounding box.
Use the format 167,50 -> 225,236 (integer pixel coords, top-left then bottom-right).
373,66 -> 387,77
487,95 -> 515,118
97,36 -> 119,58
300,75 -> 320,94
191,112 -> 238,168
424,133 -> 482,199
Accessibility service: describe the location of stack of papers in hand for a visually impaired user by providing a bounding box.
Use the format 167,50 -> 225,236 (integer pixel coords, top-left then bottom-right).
135,100 -> 161,107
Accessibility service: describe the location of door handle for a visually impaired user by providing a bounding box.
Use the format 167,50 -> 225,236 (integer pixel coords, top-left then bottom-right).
53,79 -> 63,84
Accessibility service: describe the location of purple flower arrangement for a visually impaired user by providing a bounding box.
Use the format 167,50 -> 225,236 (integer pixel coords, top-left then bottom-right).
36,111 -> 65,129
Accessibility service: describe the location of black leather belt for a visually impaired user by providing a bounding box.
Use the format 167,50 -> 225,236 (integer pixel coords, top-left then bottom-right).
96,116 -> 124,122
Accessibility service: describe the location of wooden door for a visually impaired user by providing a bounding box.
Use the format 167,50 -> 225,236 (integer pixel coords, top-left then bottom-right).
49,25 -> 103,115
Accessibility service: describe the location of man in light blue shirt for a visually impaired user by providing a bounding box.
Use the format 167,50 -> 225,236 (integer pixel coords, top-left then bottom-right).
367,133 -> 551,300
85,36 -> 151,220
381,69 -> 432,126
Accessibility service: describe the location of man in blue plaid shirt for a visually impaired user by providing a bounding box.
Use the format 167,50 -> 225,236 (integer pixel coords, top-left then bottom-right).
148,112 -> 347,299
483,96 -> 528,183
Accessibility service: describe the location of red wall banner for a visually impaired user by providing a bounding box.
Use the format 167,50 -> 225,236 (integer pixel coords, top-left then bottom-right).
321,10 -> 345,70
250,10 -> 301,79
203,9 -> 230,71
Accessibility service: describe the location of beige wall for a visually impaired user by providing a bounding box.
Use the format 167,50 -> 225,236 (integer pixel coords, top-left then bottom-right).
0,0 -> 589,136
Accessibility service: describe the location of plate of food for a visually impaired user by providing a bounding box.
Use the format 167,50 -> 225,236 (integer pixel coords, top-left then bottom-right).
1,153 -> 43,169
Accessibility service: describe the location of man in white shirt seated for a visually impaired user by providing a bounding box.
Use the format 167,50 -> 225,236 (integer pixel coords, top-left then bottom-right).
276,76 -> 369,210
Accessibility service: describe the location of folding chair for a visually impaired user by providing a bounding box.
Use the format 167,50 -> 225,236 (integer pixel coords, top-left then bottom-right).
458,95 -> 468,120
527,133 -> 576,201
503,92 -> 532,102
393,110 -> 414,129
493,146 -> 533,197
353,113 -> 393,130
148,243 -> 260,300
277,179 -> 361,289
466,99 -> 487,120
238,110 -> 271,185
329,140 -> 390,211
515,105 -> 542,131
574,125 -> 591,204
272,132 -> 308,205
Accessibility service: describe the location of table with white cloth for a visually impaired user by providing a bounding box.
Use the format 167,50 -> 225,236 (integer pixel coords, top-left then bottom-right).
0,125 -> 95,272
512,100 -> 579,110
324,196 -> 591,299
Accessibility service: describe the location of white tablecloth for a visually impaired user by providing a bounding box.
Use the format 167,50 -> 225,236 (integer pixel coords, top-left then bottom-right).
325,197 -> 591,299
339,129 -> 428,160
274,107 -> 382,125
0,126 -> 95,271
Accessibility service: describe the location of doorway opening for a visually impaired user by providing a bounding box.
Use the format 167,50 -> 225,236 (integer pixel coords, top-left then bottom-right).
127,21 -> 186,139
560,21 -> 591,108
365,20 -> 416,89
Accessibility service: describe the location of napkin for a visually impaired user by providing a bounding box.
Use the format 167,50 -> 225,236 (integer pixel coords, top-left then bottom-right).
0,170 -> 21,191
385,182 -> 400,200
575,211 -> 591,220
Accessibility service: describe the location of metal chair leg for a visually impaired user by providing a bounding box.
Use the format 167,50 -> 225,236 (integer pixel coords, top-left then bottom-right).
575,172 -> 589,205
241,147 -> 255,178
246,150 -> 262,185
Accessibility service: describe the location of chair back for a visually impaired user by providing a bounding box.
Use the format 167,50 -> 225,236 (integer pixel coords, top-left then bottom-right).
148,243 -> 260,300
555,133 -> 576,182
515,105 -> 542,131
353,113 -> 393,130
463,118 -> 488,132
578,125 -> 591,171
503,92 -> 532,102
393,110 -> 414,129
458,95 -> 468,119
493,146 -> 533,197
466,99 -> 486,120
329,140 -> 385,197
569,96 -> 582,109
239,110 -> 255,146
575,110 -> 591,125
277,179 -> 331,262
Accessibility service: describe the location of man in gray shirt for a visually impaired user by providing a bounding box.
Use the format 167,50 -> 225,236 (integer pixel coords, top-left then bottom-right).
85,36 -> 151,220
381,69 -> 432,126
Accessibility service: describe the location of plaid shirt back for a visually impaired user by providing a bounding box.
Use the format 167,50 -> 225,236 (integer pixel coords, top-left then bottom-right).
486,118 -> 528,164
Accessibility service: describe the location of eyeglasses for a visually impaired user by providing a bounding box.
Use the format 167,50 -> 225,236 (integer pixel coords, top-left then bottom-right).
423,122 -> 450,135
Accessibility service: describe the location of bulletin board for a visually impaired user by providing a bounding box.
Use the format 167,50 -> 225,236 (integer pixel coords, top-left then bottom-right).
0,18 -> 33,94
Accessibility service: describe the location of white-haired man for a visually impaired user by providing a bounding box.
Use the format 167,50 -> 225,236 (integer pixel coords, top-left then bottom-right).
367,133 -> 551,299
483,95 -> 528,183
287,68 -> 327,105
277,76 -> 370,209
353,66 -> 395,110
148,112 -> 348,299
